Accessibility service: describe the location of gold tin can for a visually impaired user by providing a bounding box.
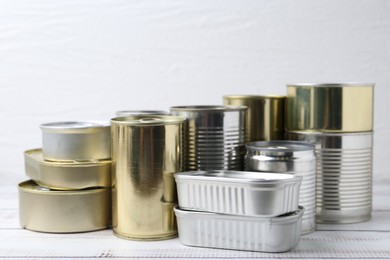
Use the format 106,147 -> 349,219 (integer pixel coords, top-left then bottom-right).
18,180 -> 111,233
111,115 -> 185,240
286,83 -> 374,132
223,95 -> 285,142
24,149 -> 111,190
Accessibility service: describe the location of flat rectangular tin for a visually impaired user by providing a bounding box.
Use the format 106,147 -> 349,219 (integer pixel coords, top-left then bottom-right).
18,180 -> 111,233
175,170 -> 302,217
175,206 -> 304,253
24,149 -> 111,190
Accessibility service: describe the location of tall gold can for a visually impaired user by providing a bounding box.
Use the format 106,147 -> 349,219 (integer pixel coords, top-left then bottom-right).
223,95 -> 285,142
111,115 -> 185,240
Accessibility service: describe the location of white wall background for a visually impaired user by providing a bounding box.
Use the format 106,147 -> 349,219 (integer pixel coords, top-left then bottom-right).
1,0 -> 389,201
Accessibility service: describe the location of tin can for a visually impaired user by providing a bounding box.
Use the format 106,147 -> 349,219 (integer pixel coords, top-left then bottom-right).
24,149 -> 111,190
170,105 -> 247,171
223,95 -> 285,141
18,180 -> 110,233
245,141 -> 316,234
287,131 -> 373,223
286,83 -> 374,132
40,121 -> 111,161
175,206 -> 304,253
111,115 -> 185,240
115,110 -> 169,117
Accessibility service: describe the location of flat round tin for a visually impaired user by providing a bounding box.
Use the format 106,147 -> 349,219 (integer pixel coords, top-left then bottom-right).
286,83 -> 374,132
40,121 -> 111,161
24,149 -> 111,190
18,180 -> 111,233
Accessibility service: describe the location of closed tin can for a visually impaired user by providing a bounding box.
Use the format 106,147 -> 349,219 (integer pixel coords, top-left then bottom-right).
24,149 -> 111,190
287,131 -> 373,223
175,206 -> 304,253
115,110 -> 169,117
111,115 -> 185,240
18,180 -> 110,233
175,170 -> 302,217
223,95 -> 285,141
286,83 -> 374,132
40,121 -> 111,161
245,141 -> 316,234
170,105 -> 246,171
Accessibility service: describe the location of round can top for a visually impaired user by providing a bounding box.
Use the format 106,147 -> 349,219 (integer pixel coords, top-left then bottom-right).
223,95 -> 286,100
246,140 -> 315,157
170,105 -> 247,112
111,115 -> 185,126
18,180 -> 106,195
115,110 -> 169,117
40,121 -> 110,133
286,83 -> 374,132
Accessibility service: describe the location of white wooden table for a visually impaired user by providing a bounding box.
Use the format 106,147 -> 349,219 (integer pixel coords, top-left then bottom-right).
1,184 -> 390,259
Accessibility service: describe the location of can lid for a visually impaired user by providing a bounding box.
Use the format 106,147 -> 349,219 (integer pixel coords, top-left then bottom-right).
40,121 -> 110,133
170,105 -> 247,112
18,180 -> 106,195
111,115 -> 185,126
246,140 -> 314,152
115,110 -> 169,116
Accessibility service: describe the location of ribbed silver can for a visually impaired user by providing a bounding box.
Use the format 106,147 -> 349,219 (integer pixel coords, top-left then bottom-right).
245,141 -> 316,234
170,106 -> 247,171
287,131 -> 373,224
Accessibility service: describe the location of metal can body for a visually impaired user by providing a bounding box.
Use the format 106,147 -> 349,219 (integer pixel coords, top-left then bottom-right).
111,115 -> 184,240
115,110 -> 169,117
223,95 -> 285,141
40,121 -> 111,161
170,106 -> 246,171
287,131 -> 373,223
18,180 -> 110,233
245,141 -> 316,234
286,83 -> 374,132
24,149 -> 111,190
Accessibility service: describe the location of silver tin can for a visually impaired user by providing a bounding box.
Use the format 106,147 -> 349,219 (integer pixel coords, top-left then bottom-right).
170,105 -> 247,171
40,121 -> 111,161
115,110 -> 169,117
287,131 -> 373,224
111,115 -> 185,240
175,206 -> 304,253
245,141 -> 316,234
175,170 -> 302,217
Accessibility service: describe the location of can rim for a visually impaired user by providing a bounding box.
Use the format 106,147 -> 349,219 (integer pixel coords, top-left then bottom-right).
286,130 -> 374,136
40,121 -> 110,132
170,105 -> 247,112
246,140 -> 315,152
287,82 -> 375,88
115,110 -> 169,116
18,180 -> 108,195
111,115 -> 185,126
223,95 -> 286,100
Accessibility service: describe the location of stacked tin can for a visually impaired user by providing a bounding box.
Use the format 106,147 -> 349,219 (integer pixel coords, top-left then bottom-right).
111,115 -> 185,240
286,83 -> 374,223
174,170 -> 304,252
19,121 -> 112,233
170,106 -> 247,171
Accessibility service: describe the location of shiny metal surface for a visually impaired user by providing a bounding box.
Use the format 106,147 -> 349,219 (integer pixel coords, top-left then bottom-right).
170,105 -> 246,171
286,83 -> 374,132
24,149 -> 111,190
175,170 -> 302,217
40,121 -> 111,161
174,206 -> 304,253
223,95 -> 285,141
18,180 -> 110,233
111,115 -> 184,240
287,131 -> 373,223
115,110 -> 169,117
245,141 -> 316,234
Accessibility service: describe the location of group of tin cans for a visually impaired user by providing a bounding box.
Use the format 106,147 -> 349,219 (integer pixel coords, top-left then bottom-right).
18,83 -> 374,252
19,122 -> 112,233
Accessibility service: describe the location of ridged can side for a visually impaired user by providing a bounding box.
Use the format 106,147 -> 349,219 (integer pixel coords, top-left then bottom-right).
111,115 -> 184,240
175,206 -> 304,253
223,95 -> 285,142
170,106 -> 247,171
287,131 -> 373,224
245,140 -> 316,234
